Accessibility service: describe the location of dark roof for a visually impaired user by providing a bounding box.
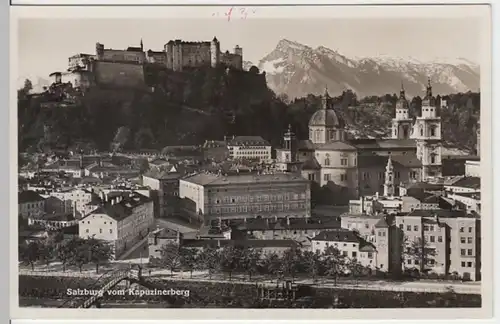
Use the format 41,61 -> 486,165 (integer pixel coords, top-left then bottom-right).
147,50 -> 164,55
374,217 -> 389,228
227,136 -> 270,147
86,192 -> 152,222
302,157 -> 321,170
238,217 -> 340,231
407,209 -> 474,219
315,141 -> 357,151
357,154 -> 421,168
407,191 -> 439,203
143,170 -> 183,181
297,140 -> 316,151
182,239 -> 299,249
349,139 -> 416,150
19,190 -> 45,204
312,229 -> 360,243
126,46 -> 143,52
446,177 -> 480,190
183,172 -> 308,186
401,182 -> 444,191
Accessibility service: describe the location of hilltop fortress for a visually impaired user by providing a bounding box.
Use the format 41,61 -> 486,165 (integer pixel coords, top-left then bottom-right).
54,37 -> 244,90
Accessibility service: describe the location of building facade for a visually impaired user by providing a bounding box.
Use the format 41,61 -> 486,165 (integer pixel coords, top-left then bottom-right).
227,136 -> 272,162
78,192 -> 154,257
179,172 -> 311,225
18,191 -> 46,219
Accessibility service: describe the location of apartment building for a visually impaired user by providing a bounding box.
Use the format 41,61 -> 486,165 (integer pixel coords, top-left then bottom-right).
79,192 -> 154,257
226,136 -> 272,162
396,209 -> 480,281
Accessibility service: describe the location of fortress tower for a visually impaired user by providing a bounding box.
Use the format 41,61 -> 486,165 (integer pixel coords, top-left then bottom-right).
391,83 -> 413,139
413,79 -> 442,180
210,37 -> 221,68
95,42 -> 104,60
234,45 -> 243,57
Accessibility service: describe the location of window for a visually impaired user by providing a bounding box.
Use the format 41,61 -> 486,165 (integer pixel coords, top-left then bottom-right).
399,224 -> 404,230
414,225 -> 419,231
407,259 -> 412,265
324,174 -> 331,182
429,225 -> 434,231
85,229 -> 89,233
460,227 -> 464,232
324,158 -> 330,166
467,237 -> 473,244
378,172 -> 384,180
461,237 -> 466,244
340,174 -> 347,181
308,174 -> 315,181
430,236 -> 435,243
352,251 -> 357,258
438,236 -> 443,243
467,249 -> 473,256
342,251 -> 348,256
467,262 -> 473,268
424,225 -> 429,231
407,225 -> 411,231
428,259 -> 435,265
430,154 -> 436,164
414,259 -> 419,265
469,227 -> 473,233
341,158 -> 348,166
461,249 -> 466,256
367,252 -> 373,259
461,261 -> 466,267
109,229 -> 113,234
410,171 -> 417,179
395,171 -> 400,178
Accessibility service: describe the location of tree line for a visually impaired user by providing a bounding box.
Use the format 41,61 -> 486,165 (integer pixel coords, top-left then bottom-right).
154,243 -> 368,284
18,234 -> 113,273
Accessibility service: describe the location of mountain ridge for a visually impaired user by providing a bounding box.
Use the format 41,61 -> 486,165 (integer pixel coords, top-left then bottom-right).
250,38 -> 480,99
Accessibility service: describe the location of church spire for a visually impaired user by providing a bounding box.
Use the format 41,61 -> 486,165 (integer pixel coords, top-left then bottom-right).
400,81 -> 405,98
383,156 -> 395,197
426,77 -> 432,98
322,86 -> 330,110
140,38 -> 143,51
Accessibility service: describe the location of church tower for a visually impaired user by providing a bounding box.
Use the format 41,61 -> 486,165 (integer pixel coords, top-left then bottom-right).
391,83 -> 413,139
308,87 -> 346,144
413,78 -> 442,180
283,124 -> 297,163
383,156 -> 395,197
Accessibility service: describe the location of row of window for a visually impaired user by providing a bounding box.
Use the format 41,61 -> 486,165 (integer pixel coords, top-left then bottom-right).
209,203 -> 306,214
407,258 -> 435,266
459,227 -> 474,233
460,237 -> 474,244
460,249 -> 474,256
323,158 -> 349,166
212,193 -> 305,204
85,228 -> 113,234
461,261 -> 474,268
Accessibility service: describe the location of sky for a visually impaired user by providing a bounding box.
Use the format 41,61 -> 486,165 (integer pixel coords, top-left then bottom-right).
18,17 -> 482,80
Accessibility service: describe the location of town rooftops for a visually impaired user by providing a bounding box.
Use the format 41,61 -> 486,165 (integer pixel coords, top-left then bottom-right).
445,176 -> 480,190
149,227 -> 179,239
237,217 -> 340,231
407,209 -> 475,219
401,182 -> 444,191
182,172 -> 309,186
143,170 -> 182,181
312,229 -> 359,243
227,136 -> 270,147
182,239 -> 300,249
203,140 -> 227,149
18,190 -> 45,204
86,192 -> 152,222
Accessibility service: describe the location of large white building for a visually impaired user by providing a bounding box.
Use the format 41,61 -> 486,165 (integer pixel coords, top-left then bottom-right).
78,192 -> 154,257
227,136 -> 272,162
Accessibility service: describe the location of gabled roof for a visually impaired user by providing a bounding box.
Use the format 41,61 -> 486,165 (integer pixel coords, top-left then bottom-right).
19,190 -> 45,204
302,156 -> 321,170
357,154 -> 421,169
446,176 -> 480,190
312,229 -> 360,243
85,192 -> 152,222
374,217 -> 389,228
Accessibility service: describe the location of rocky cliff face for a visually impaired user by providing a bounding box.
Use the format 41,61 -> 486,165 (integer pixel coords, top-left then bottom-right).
253,39 -> 479,99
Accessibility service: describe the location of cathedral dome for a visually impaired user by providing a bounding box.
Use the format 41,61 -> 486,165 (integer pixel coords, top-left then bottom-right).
308,108 -> 345,128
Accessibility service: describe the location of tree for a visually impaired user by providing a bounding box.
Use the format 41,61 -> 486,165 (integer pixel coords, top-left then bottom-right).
19,241 -> 41,270
71,238 -> 91,272
261,252 -> 281,281
87,237 -> 114,273
219,246 -> 242,281
198,247 -> 220,279
55,239 -> 75,272
39,240 -> 56,268
303,250 -> 324,282
281,247 -> 303,282
179,247 -> 198,278
160,243 -> 181,275
346,258 -> 365,284
323,246 -> 346,286
407,236 -> 437,274
239,248 -> 262,280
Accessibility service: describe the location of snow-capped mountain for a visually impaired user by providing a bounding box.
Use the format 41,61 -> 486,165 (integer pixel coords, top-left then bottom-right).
255,39 -> 480,99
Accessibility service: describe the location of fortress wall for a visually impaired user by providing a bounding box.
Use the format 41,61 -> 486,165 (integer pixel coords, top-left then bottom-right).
93,61 -> 145,88
181,43 -> 212,68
